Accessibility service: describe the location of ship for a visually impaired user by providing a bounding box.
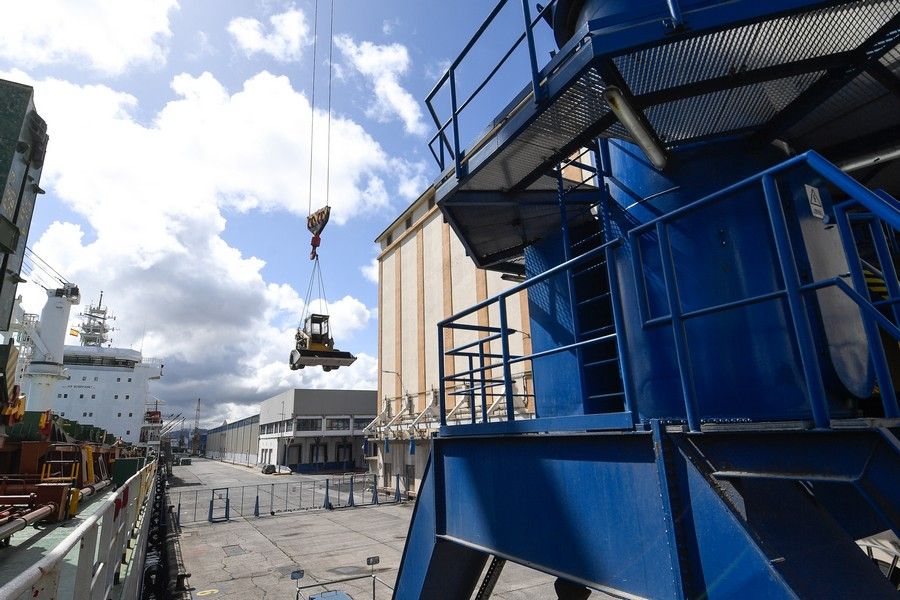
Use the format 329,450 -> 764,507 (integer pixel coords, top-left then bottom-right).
15,289 -> 163,444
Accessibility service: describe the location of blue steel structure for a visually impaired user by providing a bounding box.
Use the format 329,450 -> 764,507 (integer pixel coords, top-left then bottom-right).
395,0 -> 900,597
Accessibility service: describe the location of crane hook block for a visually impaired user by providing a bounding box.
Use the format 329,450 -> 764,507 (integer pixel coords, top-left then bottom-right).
307,206 -> 331,261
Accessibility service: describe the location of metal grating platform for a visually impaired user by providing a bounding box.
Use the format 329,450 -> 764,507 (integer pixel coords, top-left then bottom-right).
434,0 -> 900,271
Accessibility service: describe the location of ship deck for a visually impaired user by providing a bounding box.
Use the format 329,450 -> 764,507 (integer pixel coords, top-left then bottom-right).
0,488 -> 116,597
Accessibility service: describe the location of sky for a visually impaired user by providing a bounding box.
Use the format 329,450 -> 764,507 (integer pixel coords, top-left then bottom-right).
0,0 -> 560,428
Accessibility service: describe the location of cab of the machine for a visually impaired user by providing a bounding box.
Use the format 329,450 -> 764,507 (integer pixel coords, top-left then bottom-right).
303,314 -> 333,350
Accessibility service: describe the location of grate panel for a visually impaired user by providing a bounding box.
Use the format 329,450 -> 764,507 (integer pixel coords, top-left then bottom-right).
615,0 -> 900,95
463,66 -> 625,192
879,41 -> 900,74
646,73 -> 823,143
787,70 -> 899,139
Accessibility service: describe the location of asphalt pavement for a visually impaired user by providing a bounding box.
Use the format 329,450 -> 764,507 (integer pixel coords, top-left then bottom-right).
174,459 -> 563,599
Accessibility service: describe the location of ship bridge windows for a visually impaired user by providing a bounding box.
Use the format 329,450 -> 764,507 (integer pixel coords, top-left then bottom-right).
65,356 -> 137,368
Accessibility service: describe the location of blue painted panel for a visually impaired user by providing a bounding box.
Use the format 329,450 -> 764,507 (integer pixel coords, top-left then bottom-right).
605,139 -> 864,422
525,233 -> 584,418
436,434 -> 682,598
439,411 -> 633,437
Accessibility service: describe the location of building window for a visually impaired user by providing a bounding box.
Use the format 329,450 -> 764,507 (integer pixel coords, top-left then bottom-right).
126,430 -> 130,435
326,418 -> 351,431
82,412 -> 87,417
91,395 -> 95,399
118,412 -> 122,417
63,394 -> 68,398
82,376 -> 86,381
57,394 -> 61,398
296,418 -> 321,432
60,412 -> 65,417
127,378 -> 132,382
114,395 -> 118,399
128,412 -> 132,417
352,416 -> 375,430
94,377 -> 98,381
79,394 -> 84,399
385,233 -> 392,245
116,377 -> 121,382
89,412 -> 93,417
126,395 -> 129,399
428,196 -> 435,210
405,215 -> 413,229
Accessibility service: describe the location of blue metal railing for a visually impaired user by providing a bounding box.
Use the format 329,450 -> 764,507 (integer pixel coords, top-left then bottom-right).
629,151 -> 900,431
437,236 -> 626,427
425,0 -> 558,175
437,151 -> 899,433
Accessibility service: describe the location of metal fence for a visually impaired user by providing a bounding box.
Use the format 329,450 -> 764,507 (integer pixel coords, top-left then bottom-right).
174,473 -> 405,524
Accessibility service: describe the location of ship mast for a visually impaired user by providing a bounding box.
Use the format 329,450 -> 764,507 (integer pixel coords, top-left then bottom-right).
77,291 -> 115,347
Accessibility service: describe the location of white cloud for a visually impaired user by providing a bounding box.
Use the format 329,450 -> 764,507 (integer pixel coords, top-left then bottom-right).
335,35 -> 428,136
360,258 -> 379,284
228,8 -> 309,62
394,159 -> 430,201
0,0 -> 178,76
382,19 -> 399,36
8,68 -> 392,423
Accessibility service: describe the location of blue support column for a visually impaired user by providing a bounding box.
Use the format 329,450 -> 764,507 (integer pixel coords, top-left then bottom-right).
396,474 -> 402,502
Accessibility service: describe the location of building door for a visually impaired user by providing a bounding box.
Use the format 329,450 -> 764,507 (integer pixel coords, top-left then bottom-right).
336,443 -> 351,463
309,443 -> 327,464
404,464 -> 415,494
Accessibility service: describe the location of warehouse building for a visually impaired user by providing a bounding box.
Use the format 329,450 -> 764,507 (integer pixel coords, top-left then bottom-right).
367,183 -> 542,497
258,388 -> 375,472
205,414 -> 259,466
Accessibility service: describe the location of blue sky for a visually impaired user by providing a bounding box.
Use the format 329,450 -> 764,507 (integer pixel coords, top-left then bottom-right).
0,1 -> 559,425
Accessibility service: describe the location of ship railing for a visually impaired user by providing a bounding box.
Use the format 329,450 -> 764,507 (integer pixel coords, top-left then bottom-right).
628,150 -> 900,431
438,235 -> 623,433
0,461 -> 157,600
425,0 -> 561,176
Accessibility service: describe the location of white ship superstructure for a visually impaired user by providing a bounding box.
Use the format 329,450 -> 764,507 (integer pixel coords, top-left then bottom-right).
19,291 -> 163,443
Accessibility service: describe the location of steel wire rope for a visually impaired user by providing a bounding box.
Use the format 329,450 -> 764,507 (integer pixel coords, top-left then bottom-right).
306,0 -> 320,216
25,246 -> 69,284
324,0 -> 335,209
298,0 -> 335,329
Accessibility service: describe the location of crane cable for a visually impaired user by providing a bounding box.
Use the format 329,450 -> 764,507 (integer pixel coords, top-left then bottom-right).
305,0 -> 334,260
306,0 -> 319,217
300,0 -> 335,325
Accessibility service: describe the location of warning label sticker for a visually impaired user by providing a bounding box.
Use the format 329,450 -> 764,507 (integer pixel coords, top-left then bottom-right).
805,184 -> 825,220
